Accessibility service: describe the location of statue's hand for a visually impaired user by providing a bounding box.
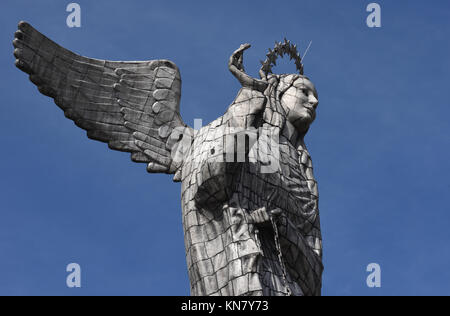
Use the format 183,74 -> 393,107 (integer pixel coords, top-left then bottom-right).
229,43 -> 251,71
248,207 -> 282,227
233,43 -> 251,58
237,43 -> 251,53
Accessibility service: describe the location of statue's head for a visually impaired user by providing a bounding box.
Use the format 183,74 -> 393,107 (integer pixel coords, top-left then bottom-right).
275,74 -> 319,134
260,39 -> 319,135
229,39 -> 319,136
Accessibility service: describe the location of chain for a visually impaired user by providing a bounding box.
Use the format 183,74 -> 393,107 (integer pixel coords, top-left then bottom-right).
270,215 -> 291,296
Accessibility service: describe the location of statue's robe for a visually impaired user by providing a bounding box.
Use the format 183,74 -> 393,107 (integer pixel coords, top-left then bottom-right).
180,88 -> 323,296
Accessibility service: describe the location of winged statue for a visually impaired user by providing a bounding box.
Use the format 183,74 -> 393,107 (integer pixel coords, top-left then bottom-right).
13,21 -> 323,296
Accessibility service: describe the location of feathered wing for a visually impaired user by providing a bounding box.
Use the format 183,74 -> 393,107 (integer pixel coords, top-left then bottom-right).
13,21 -> 192,180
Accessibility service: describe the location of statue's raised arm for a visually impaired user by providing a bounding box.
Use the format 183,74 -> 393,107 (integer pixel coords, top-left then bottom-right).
13,21 -> 192,180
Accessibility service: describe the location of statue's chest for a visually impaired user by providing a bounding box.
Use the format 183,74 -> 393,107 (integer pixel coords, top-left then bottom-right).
179,129 -> 318,217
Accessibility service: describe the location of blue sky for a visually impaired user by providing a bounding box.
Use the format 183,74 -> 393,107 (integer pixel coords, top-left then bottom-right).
0,0 -> 449,296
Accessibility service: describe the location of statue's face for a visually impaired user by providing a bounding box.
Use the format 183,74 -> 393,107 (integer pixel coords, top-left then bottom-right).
280,76 -> 319,133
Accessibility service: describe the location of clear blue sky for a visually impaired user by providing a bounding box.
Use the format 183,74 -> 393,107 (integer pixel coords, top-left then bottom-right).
0,0 -> 449,296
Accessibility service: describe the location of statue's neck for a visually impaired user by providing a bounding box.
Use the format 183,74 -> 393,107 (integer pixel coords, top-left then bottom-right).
284,120 -> 307,150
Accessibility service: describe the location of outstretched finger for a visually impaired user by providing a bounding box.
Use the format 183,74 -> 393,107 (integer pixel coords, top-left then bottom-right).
232,43 -> 251,57
239,43 -> 251,51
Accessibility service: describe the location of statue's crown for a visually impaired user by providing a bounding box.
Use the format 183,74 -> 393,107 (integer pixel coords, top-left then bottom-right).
260,38 -> 304,78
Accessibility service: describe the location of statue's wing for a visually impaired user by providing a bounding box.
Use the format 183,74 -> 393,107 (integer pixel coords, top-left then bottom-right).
13,22 -> 192,179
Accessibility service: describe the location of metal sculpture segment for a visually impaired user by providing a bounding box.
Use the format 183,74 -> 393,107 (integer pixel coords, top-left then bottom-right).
13,21 -> 323,296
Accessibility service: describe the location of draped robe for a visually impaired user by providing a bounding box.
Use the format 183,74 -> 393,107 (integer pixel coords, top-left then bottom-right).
180,87 -> 323,296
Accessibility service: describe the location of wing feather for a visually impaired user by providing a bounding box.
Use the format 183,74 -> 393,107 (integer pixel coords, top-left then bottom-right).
13,21 -> 192,179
